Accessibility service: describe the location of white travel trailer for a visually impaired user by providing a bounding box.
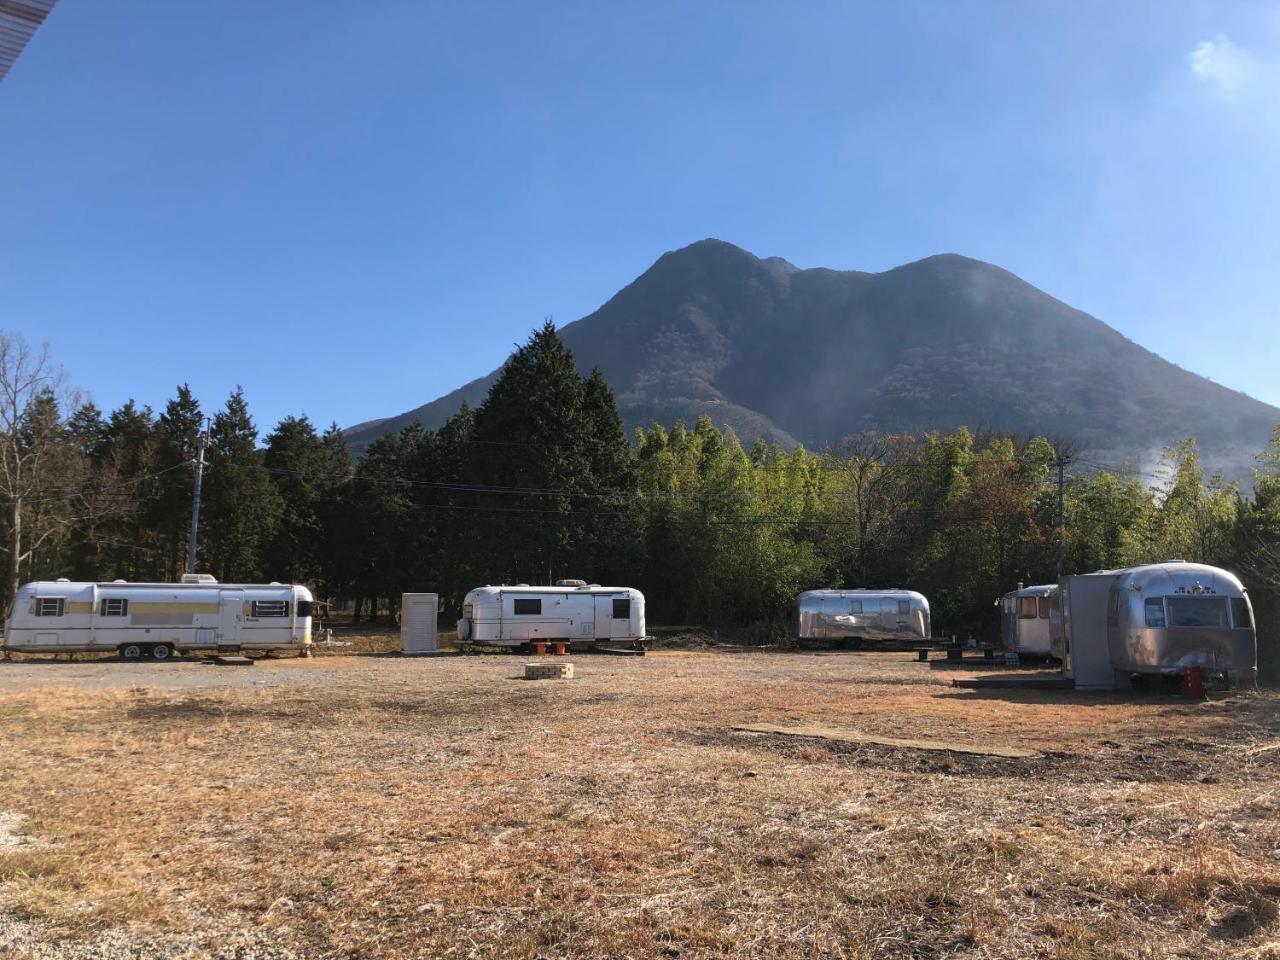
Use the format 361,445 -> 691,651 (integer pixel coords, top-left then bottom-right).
456,582 -> 646,651
2,577 -> 314,660
999,583 -> 1058,660
796,589 -> 930,647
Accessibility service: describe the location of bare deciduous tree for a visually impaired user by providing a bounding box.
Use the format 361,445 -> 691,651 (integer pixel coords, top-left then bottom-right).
0,332 -> 72,607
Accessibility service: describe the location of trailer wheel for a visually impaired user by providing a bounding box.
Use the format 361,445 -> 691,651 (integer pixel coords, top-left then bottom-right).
120,644 -> 143,660
150,643 -> 173,661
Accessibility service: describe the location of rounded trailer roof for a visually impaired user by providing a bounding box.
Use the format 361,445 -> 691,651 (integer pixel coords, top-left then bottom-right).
468,585 -> 642,595
798,586 -> 931,609
1112,562 -> 1246,597
1003,583 -> 1058,599
18,581 -> 312,601
799,588 -> 928,602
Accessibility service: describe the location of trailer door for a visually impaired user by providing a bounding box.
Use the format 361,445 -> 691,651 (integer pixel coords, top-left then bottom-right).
607,595 -> 632,640
218,590 -> 244,648
594,595 -> 612,641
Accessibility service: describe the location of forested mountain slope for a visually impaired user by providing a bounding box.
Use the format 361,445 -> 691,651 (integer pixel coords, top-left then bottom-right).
347,240 -> 1277,475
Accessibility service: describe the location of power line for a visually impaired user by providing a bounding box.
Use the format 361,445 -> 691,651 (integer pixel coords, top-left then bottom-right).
10,462 -> 191,505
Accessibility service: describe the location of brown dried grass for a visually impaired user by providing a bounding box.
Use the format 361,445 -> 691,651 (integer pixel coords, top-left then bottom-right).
0,651 -> 1277,958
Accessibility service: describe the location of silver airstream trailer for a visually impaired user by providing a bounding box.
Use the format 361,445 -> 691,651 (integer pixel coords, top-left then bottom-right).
796,589 -> 930,647
1107,562 -> 1255,680
456,581 -> 646,651
1054,562 -> 1256,688
999,583 -> 1058,661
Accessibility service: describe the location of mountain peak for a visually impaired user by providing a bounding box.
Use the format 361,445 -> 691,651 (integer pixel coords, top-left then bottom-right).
347,242 -> 1278,479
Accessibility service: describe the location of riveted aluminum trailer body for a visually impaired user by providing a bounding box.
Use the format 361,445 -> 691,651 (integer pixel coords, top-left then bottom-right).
1106,562 -> 1255,677
1000,584 -> 1058,657
796,589 -> 930,644
1055,562 -> 1256,688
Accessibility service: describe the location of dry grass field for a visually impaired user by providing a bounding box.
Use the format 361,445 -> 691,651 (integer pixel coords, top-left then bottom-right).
1,641 -> 1278,959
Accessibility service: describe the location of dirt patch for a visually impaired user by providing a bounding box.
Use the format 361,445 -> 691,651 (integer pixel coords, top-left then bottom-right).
0,814 -> 41,851
731,721 -> 1041,757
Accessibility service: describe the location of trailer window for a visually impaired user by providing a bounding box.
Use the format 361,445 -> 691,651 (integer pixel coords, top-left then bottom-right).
296,600 -> 314,618
34,597 -> 65,617
1144,598 -> 1166,628
849,600 -> 862,614
1018,597 -> 1038,619
1230,597 -> 1253,629
251,600 -> 290,618
462,603 -> 473,618
1037,597 -> 1052,619
513,599 -> 541,615
99,598 -> 128,617
897,599 -> 910,615
1167,597 -> 1229,628
612,598 -> 629,619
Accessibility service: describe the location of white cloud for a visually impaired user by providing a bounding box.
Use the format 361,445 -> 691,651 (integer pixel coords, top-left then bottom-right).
1188,35 -> 1259,99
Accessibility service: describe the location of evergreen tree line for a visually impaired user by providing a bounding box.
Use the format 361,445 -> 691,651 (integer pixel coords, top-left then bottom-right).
2,325 -> 1276,678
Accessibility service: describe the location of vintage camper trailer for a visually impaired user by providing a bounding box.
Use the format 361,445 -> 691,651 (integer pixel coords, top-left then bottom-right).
456,582 -> 646,651
1107,562 -> 1255,679
796,589 -> 930,646
1056,562 -> 1256,688
2,577 -> 314,659
999,583 -> 1058,660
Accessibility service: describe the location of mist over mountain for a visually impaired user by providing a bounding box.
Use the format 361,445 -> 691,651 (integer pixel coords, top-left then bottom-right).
347,239 -> 1278,478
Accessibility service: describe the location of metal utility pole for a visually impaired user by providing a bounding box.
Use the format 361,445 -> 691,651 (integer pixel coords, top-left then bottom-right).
1053,457 -> 1066,582
186,422 -> 209,575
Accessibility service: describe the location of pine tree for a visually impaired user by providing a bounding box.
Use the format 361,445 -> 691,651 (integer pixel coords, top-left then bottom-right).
578,368 -> 638,583
97,400 -> 161,579
152,385 -> 205,579
349,426 -> 418,621
466,321 -> 590,584
263,415 -> 332,584
202,388 -> 282,581
314,422 -> 355,601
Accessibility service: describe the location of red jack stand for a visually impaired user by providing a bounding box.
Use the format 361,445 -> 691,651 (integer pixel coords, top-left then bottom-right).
1181,666 -> 1205,699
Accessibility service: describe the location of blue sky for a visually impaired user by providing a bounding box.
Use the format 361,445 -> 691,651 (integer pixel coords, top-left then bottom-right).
1,1 -> 1278,432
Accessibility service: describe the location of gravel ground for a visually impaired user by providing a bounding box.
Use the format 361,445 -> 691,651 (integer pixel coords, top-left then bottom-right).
0,914 -> 301,960
0,653 -> 442,694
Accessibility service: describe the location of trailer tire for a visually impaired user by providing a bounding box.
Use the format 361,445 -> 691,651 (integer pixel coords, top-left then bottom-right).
150,643 -> 173,661
120,644 -> 143,660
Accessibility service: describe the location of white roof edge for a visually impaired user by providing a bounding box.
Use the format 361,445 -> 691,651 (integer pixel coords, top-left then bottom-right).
470,585 -> 638,593
25,580 -> 308,589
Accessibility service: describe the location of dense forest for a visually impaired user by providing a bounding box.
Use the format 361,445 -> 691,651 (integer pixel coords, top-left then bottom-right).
2,326 -> 1277,679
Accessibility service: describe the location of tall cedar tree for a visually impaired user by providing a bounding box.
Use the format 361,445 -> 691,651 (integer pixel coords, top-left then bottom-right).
201,389 -> 282,582
349,425 -> 420,621
314,422 -> 356,601
579,368 -> 640,583
466,321 -> 635,585
97,401 -> 161,580
62,402 -> 109,579
152,385 -> 205,579
263,415 -> 342,585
